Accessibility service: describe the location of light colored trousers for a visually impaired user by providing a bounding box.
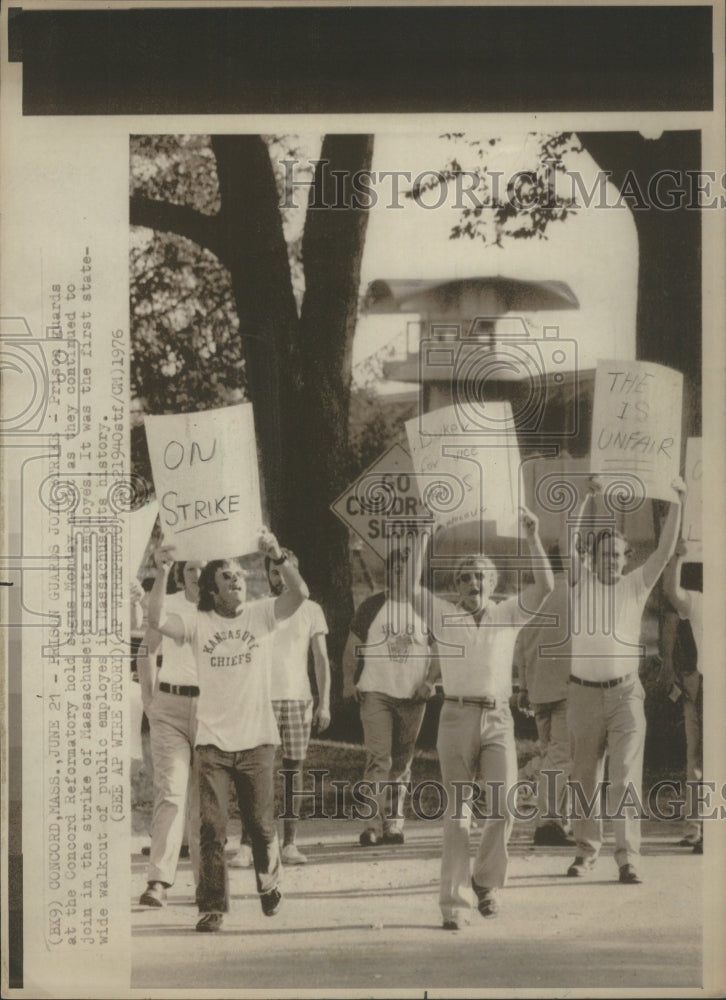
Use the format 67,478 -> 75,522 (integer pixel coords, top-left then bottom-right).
533,699 -> 572,831
147,690 -> 200,886
359,691 -> 426,836
567,673 -> 645,868
437,702 -> 517,923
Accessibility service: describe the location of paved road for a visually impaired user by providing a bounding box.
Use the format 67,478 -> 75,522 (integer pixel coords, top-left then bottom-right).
130,818 -> 708,993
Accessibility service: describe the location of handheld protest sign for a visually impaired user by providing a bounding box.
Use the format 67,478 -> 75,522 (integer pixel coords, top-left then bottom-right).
590,359 -> 683,502
145,403 -> 263,560
682,437 -> 702,558
405,403 -> 521,537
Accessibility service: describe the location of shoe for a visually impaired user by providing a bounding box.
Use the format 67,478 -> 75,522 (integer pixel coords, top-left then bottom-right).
228,844 -> 253,868
196,912 -> 224,932
359,830 -> 379,847
471,879 -> 499,918
442,919 -> 460,931
533,825 -> 575,847
179,845 -> 190,859
141,846 -> 151,857
382,831 -> 405,845
618,863 -> 643,884
692,840 -> 703,855
567,857 -> 596,877
139,881 -> 167,907
281,843 -> 308,865
260,887 -> 282,917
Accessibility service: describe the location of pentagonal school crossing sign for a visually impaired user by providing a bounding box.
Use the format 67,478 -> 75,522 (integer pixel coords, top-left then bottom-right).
331,442 -> 433,560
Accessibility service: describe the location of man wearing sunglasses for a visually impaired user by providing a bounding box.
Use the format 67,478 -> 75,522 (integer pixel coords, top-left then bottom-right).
413,510 -> 554,929
147,528 -> 309,933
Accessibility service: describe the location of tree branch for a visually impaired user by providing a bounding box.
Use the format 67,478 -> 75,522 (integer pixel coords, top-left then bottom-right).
130,195 -> 222,258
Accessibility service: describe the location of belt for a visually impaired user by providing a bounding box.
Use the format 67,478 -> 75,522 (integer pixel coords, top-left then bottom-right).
444,695 -> 497,709
159,682 -> 200,697
569,674 -> 632,690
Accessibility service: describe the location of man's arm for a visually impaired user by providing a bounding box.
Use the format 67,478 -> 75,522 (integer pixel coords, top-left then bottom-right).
642,477 -> 687,590
147,547 -> 187,642
258,528 -> 310,621
570,478 -> 600,588
518,507 -> 554,616
137,627 -> 163,714
311,632 -> 331,732
342,631 -> 362,702
663,537 -> 693,619
414,641 -> 442,701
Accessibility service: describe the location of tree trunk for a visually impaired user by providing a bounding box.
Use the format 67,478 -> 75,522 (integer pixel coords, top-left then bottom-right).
579,131 -> 701,435
294,135 -> 375,694
210,135 -> 303,538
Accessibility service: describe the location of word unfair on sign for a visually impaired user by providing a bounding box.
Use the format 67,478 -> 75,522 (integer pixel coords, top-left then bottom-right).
145,403 -> 263,560
590,359 -> 683,503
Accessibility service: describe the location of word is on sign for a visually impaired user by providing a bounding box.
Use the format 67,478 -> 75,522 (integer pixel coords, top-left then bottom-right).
590,359 -> 682,503
330,443 -> 431,560
145,404 -> 263,560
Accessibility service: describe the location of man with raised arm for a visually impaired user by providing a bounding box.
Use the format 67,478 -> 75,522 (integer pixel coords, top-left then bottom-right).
413,509 -> 553,929
566,477 -> 686,884
147,528 -> 309,933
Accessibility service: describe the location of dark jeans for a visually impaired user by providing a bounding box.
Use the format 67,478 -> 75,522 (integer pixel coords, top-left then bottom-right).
195,743 -> 280,913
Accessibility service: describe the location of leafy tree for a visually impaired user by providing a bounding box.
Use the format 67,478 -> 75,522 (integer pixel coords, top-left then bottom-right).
130,133 -> 374,697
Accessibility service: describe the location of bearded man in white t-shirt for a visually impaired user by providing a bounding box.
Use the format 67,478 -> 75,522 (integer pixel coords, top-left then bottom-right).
566,476 -> 686,885
147,528 -> 309,933
230,548 -> 331,867
342,545 -> 435,848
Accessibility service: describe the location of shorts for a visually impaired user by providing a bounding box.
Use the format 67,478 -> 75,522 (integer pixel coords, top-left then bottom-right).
272,700 -> 313,760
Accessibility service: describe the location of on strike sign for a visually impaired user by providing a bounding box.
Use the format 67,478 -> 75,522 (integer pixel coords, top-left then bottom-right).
590,359 -> 683,502
145,403 -> 263,560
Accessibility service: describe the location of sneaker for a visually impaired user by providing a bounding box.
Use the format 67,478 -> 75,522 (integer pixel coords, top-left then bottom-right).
533,825 -> 575,847
359,830 -> 379,847
471,879 -> 499,918
260,887 -> 282,917
381,830 -> 405,845
228,844 -> 253,868
567,856 -> 596,877
281,843 -> 308,865
196,912 -> 224,933
139,881 -> 167,907
618,863 -> 643,885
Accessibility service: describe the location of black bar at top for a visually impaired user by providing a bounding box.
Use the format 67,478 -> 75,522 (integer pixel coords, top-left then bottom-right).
8,6 -> 713,115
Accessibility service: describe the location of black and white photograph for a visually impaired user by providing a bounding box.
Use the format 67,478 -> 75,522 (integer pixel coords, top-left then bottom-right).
1,3 -> 725,997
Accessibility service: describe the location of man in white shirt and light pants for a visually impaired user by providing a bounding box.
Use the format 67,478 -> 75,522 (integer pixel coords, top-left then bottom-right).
566,476 -> 686,884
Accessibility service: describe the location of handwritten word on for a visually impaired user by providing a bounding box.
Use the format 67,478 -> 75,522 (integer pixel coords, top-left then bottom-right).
145,404 -> 262,560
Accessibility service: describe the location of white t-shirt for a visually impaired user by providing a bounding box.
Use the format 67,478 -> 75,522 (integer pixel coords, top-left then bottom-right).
356,599 -> 430,700
184,599 -> 279,751
158,591 -> 199,687
436,595 -> 530,702
269,600 -> 328,701
570,566 -> 652,681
